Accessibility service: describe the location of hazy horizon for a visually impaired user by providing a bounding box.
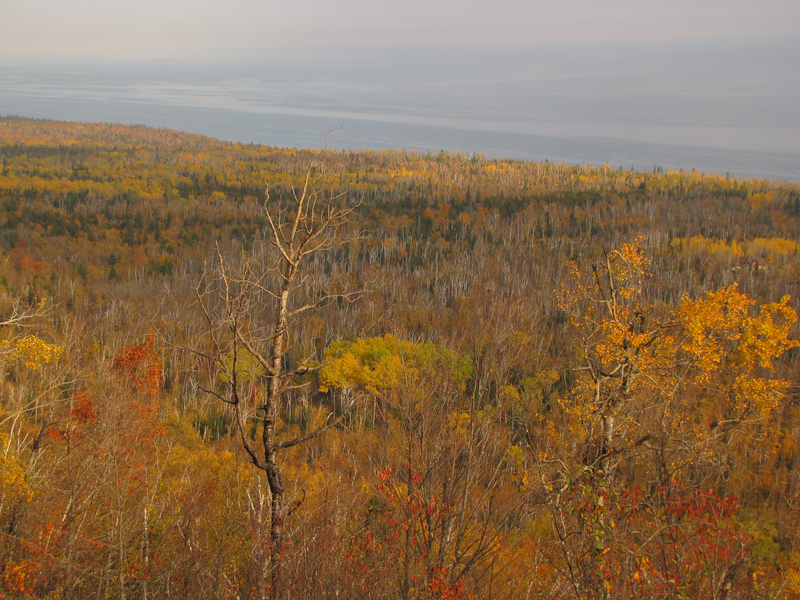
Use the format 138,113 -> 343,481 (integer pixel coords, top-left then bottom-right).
3,1 -> 799,181
3,37 -> 799,181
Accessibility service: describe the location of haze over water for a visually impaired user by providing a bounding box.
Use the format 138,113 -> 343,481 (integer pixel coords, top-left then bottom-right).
2,37 -> 799,181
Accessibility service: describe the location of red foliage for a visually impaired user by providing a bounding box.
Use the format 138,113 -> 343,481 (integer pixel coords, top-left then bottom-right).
19,254 -> 46,273
8,246 -> 46,275
47,391 -> 98,442
428,569 -> 472,600
635,486 -> 748,597
568,479 -> 751,598
345,468 -> 471,599
113,330 -> 163,396
71,391 -> 97,424
2,520 -> 62,596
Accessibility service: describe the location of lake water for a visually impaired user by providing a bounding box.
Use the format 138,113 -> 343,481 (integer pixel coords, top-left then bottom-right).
2,38 -> 799,181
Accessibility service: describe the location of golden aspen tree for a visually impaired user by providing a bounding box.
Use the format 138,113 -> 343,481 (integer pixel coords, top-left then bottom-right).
556,238 -> 674,479
546,239 -> 799,598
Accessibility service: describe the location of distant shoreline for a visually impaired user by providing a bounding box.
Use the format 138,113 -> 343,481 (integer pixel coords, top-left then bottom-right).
4,108 -> 798,184
3,38 -> 798,181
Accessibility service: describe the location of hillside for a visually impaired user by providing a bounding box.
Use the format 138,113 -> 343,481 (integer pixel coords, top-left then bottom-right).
1,116 -> 800,599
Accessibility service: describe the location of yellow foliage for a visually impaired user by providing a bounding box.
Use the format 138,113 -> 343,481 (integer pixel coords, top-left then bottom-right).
749,191 -> 773,211
318,340 -> 404,393
0,433 -> 32,505
783,552 -> 800,594
674,235 -> 800,262
14,335 -> 63,370
746,237 -> 799,260
448,411 -> 472,438
678,287 -> 798,419
676,235 -> 744,260
558,239 -> 799,475
318,334 -> 474,394
558,238 -> 670,415
498,385 -> 521,411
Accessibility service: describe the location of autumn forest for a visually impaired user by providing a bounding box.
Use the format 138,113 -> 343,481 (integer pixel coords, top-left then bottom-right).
2,116 -> 800,599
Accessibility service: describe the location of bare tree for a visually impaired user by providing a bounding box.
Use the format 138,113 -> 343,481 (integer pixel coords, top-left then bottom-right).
193,151 -> 364,600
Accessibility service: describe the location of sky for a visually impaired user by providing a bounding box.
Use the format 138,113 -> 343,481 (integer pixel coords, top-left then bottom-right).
3,0 -> 800,61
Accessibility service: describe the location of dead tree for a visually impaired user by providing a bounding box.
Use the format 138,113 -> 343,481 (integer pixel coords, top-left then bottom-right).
194,151 -> 363,600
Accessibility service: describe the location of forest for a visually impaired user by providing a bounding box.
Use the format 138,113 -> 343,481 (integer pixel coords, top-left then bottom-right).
1,115 -> 800,599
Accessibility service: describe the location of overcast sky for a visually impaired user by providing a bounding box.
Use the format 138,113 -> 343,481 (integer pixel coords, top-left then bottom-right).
3,0 -> 800,61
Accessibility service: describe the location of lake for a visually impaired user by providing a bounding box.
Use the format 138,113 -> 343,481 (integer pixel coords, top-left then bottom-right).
2,37 -> 799,181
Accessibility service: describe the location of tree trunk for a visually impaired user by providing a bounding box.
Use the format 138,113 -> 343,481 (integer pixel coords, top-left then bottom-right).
266,464 -> 284,600
263,261 -> 293,600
